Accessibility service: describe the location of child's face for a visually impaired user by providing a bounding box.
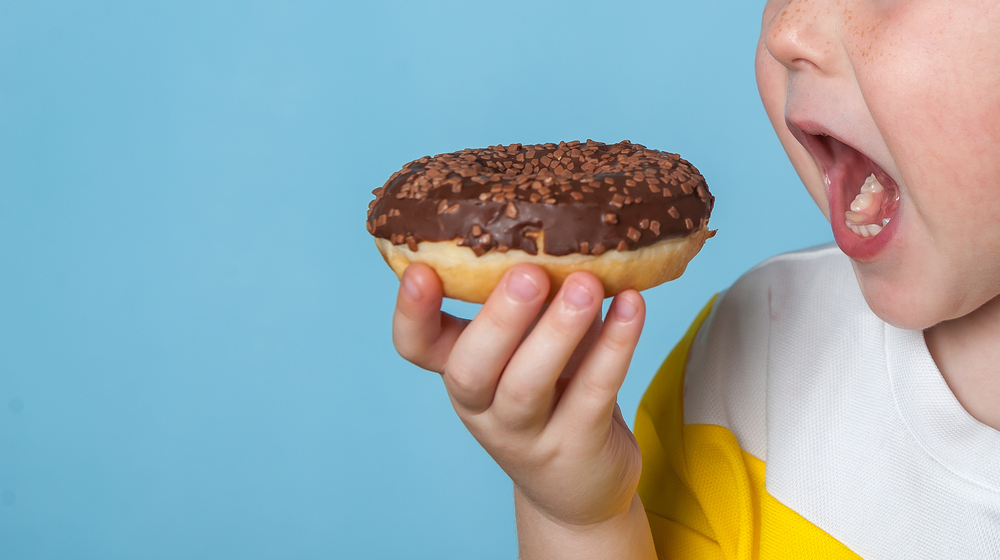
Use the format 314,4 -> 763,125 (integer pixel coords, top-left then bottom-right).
755,0 -> 1000,330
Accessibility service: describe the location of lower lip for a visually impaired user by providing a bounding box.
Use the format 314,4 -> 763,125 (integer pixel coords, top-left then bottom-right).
828,178 -> 899,261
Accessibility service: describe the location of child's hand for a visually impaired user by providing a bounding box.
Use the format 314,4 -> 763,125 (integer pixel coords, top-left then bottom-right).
393,263 -> 655,558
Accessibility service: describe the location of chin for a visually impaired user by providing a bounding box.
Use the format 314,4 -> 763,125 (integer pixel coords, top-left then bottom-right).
852,261 -> 990,331
855,282 -> 938,331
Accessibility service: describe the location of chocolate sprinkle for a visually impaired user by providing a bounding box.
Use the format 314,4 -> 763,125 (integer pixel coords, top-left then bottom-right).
366,140 -> 713,256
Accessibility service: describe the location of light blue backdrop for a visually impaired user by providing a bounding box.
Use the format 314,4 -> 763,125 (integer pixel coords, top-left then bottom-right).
0,1 -> 831,558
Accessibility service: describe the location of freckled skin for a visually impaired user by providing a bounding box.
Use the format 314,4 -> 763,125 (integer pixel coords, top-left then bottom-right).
757,0 -> 1000,429
756,0 -> 1000,331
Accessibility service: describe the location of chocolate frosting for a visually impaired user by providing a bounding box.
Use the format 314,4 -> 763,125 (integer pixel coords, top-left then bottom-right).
366,140 -> 713,256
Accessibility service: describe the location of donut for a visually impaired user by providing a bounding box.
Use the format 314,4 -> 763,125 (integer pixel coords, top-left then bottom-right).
366,140 -> 715,303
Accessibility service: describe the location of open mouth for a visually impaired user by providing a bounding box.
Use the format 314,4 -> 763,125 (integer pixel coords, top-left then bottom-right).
787,122 -> 900,254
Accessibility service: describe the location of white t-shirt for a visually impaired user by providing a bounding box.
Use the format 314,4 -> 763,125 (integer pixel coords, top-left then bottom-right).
683,243 -> 1000,559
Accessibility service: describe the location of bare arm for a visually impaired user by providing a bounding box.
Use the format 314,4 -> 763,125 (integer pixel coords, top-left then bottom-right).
515,484 -> 656,559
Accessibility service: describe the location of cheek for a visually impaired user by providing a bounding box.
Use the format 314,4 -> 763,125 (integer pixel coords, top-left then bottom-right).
754,1 -> 789,146
859,3 -> 1000,198
754,39 -> 831,219
753,36 -> 782,127
801,178 -> 828,217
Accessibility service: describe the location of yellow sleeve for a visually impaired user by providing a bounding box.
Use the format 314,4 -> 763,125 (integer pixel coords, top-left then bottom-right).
634,297 -> 862,560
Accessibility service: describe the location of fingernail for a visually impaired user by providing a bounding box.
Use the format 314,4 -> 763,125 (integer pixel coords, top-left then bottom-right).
564,281 -> 594,310
611,296 -> 638,321
506,271 -> 540,302
401,273 -> 421,300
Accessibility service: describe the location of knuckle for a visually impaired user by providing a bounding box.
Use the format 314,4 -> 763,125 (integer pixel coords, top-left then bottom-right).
494,405 -> 539,434
532,315 -> 576,348
392,316 -> 424,356
578,373 -> 616,402
444,361 -> 487,406
545,310 -> 577,333
494,386 -> 551,433
599,326 -> 634,356
545,302 -> 598,338
392,333 -> 426,366
501,379 -> 540,410
481,305 -> 520,334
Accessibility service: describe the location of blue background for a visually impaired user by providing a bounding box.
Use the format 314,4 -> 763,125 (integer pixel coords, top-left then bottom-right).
0,1 -> 832,558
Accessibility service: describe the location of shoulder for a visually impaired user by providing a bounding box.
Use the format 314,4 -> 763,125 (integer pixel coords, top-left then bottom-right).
683,243 -> 858,461
634,244 -> 871,559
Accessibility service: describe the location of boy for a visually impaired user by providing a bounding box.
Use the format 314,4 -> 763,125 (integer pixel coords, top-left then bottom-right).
391,0 -> 1000,557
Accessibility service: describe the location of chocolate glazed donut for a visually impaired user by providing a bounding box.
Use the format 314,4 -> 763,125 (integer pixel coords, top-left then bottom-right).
366,140 -> 715,303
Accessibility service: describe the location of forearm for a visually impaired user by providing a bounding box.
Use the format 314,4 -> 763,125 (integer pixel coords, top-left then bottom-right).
515,489 -> 657,560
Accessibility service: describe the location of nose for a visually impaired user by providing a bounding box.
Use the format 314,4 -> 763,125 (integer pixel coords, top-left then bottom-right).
763,0 -> 840,74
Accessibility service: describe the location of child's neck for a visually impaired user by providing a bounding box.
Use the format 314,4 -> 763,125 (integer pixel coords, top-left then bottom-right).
925,295 -> 1000,431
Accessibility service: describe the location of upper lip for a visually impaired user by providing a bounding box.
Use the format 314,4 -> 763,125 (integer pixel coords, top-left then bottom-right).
787,120 -> 837,174
787,119 -> 851,171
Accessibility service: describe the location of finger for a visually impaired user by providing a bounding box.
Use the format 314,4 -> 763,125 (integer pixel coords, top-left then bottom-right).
544,313 -> 602,409
550,290 -> 645,434
391,263 -> 468,373
491,271 -> 605,430
559,312 -> 603,380
444,264 -> 549,415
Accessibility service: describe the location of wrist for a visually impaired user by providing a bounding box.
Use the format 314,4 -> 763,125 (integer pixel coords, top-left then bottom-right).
514,488 -> 657,560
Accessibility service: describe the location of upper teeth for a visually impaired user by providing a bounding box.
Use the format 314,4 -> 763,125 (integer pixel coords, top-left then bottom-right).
851,192 -> 874,212
860,173 -> 883,194
845,173 -> 888,237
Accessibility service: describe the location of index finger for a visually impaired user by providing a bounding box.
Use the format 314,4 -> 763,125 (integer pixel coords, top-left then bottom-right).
391,263 -> 468,373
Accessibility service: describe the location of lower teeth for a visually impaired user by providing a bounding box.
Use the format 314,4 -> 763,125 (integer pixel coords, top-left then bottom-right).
847,222 -> 883,238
